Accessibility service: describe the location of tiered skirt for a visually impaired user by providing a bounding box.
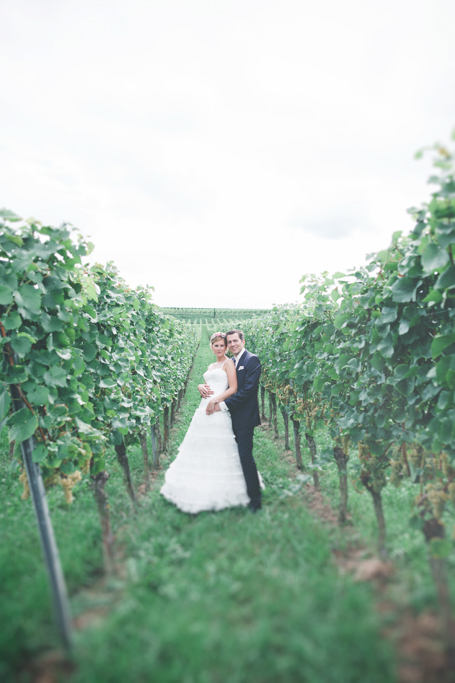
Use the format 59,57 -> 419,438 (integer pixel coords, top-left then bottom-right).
160,402 -> 250,513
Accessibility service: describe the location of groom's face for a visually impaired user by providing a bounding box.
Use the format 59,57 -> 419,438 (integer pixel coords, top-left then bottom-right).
227,333 -> 244,356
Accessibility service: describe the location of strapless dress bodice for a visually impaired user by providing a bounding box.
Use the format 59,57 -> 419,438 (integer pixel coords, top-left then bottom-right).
202,368 -> 229,396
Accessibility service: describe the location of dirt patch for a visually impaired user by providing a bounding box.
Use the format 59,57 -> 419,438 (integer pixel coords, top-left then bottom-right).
303,483 -> 340,525
388,611 -> 447,683
19,650 -> 74,683
73,604 -> 110,630
137,481 -> 151,496
334,548 -> 395,582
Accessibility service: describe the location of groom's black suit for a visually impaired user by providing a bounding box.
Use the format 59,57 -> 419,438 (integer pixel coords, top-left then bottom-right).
224,350 -> 262,510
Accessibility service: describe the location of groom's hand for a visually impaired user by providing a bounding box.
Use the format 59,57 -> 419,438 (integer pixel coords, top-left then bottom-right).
206,400 -> 222,415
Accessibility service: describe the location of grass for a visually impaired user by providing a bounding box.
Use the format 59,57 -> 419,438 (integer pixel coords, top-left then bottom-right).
1,340 -> 397,682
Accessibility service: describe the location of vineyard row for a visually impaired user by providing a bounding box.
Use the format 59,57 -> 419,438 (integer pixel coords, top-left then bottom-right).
0,210 -> 199,644
242,140 -> 455,661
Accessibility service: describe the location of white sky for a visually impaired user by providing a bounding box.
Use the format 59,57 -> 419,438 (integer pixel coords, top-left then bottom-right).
1,0 -> 454,308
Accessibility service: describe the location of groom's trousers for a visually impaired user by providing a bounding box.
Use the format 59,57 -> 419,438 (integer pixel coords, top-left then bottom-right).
235,427 -> 262,509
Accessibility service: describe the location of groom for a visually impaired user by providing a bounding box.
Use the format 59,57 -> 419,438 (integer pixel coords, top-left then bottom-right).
203,329 -> 262,512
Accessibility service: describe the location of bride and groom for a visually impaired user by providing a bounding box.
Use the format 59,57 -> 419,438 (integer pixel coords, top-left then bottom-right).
160,329 -> 263,514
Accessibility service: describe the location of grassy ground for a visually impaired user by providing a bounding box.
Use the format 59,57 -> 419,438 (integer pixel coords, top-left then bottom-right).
1,340 -> 399,682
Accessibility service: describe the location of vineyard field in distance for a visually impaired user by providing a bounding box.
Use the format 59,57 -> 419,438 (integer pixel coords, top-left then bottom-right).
160,307 -> 271,325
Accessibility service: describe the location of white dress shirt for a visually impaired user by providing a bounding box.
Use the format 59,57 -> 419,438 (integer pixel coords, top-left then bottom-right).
219,348 -> 246,412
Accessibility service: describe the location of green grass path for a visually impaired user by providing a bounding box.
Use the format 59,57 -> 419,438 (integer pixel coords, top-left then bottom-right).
0,340 -> 396,682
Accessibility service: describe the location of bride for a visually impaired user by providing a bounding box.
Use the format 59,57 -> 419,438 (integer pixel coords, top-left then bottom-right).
160,331 -> 250,513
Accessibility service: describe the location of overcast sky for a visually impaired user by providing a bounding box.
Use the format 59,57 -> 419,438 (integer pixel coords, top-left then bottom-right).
1,0 -> 454,308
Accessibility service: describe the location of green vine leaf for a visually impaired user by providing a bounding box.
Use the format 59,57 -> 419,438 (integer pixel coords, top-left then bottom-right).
8,408 -> 38,443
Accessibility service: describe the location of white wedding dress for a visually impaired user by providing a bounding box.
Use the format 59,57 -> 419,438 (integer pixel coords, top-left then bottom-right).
160,364 -> 250,513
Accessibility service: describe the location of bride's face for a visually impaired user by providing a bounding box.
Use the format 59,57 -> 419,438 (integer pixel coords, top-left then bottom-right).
211,338 -> 227,360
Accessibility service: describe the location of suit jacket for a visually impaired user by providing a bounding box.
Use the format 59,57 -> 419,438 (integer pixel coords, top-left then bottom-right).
224,349 -> 261,431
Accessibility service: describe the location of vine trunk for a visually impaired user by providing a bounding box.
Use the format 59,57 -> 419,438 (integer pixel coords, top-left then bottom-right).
114,439 -> 137,506
305,432 -> 319,490
333,446 -> 349,523
292,419 -> 303,470
280,408 -> 290,451
369,487 -> 387,560
139,430 -> 151,489
91,470 -> 115,575
260,386 -> 266,421
423,518 -> 455,671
